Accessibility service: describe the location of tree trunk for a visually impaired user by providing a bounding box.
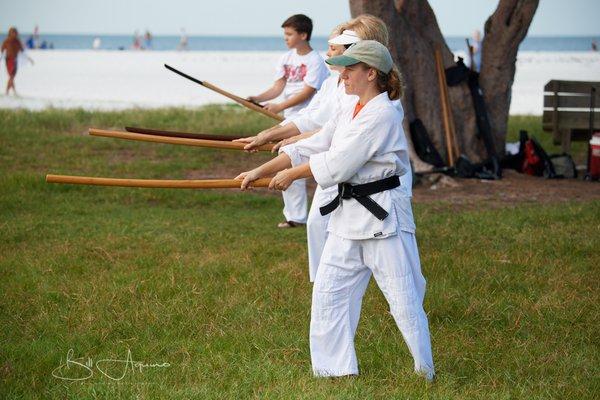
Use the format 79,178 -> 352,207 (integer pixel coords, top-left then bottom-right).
481,0 -> 539,153
349,0 -> 538,164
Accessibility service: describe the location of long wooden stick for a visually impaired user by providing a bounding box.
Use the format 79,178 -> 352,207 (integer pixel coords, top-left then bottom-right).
446,80 -> 460,159
89,128 -> 274,152
125,126 -> 249,141
46,174 -> 271,189
164,64 -> 284,122
443,49 -> 460,160
466,38 -> 475,72
434,47 -> 458,166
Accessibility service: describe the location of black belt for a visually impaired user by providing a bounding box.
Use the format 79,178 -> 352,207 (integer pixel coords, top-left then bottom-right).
319,175 -> 400,220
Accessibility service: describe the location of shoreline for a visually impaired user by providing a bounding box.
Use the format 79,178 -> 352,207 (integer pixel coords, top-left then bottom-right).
1,50 -> 599,115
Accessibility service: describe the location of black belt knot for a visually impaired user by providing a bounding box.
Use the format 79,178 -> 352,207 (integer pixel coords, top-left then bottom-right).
339,183 -> 354,200
319,175 -> 400,221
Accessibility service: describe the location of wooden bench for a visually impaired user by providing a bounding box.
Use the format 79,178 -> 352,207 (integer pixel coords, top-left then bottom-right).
542,80 -> 599,152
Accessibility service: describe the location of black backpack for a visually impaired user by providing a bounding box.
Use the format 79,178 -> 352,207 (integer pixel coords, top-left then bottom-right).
549,153 -> 577,179
409,119 -> 445,168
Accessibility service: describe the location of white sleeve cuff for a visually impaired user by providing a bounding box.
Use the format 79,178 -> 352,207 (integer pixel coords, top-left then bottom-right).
281,144 -> 307,168
293,116 -> 319,134
309,152 -> 337,189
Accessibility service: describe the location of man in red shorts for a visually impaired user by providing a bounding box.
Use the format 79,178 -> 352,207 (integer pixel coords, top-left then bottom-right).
1,27 -> 33,96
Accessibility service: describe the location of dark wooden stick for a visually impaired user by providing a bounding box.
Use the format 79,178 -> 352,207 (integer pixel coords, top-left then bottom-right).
125,126 -> 248,141
89,128 -> 274,152
164,64 -> 284,122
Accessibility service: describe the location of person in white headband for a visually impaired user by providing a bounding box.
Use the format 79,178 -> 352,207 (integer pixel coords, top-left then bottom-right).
328,29 -> 360,46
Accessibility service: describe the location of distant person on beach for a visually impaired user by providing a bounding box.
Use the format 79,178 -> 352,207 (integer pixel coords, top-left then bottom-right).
467,29 -> 482,72
144,30 -> 153,50
92,37 -> 102,50
132,31 -> 142,50
25,35 -> 34,49
1,27 -> 33,96
177,28 -> 188,51
33,25 -> 40,49
247,14 -> 330,228
592,40 -> 598,52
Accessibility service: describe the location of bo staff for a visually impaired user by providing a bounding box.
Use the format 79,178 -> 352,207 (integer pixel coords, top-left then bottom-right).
164,64 -> 284,122
125,126 -> 248,141
46,174 -> 271,189
434,47 -> 459,166
465,38 -> 475,72
89,128 -> 274,152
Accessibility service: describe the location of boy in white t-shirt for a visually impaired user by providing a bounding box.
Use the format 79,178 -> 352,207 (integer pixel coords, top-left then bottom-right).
248,14 -> 330,228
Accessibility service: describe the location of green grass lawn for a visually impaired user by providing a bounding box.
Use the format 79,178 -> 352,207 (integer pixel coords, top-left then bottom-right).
0,108 -> 598,399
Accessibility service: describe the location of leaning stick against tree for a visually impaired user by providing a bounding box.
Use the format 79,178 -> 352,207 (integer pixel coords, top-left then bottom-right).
434,47 -> 458,166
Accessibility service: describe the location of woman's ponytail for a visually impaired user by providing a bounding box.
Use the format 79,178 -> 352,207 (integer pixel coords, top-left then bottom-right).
376,66 -> 404,100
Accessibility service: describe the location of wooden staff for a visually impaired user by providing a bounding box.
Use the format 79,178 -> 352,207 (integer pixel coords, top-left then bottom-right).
125,126 -> 249,141
434,47 -> 459,166
465,38 -> 475,72
46,174 -> 271,189
164,64 -> 284,122
89,128 -> 274,152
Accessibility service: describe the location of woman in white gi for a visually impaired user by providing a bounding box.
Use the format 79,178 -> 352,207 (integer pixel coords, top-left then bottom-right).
236,40 -> 435,380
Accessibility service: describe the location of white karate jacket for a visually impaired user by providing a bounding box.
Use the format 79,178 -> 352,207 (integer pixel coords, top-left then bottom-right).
281,73 -> 412,198
282,92 -> 416,240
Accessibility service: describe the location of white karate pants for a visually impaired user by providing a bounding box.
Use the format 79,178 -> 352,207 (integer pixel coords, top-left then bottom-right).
307,175 -> 413,282
306,185 -> 337,282
282,178 -> 307,224
310,231 -> 435,379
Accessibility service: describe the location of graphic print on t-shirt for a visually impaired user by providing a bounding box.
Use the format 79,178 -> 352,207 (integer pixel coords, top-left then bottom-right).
284,64 -> 307,83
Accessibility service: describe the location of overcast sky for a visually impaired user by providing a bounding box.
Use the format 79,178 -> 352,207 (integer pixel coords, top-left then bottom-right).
0,0 -> 598,36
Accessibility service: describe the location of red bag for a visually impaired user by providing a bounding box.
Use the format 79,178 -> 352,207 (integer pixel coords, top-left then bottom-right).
522,140 -> 542,176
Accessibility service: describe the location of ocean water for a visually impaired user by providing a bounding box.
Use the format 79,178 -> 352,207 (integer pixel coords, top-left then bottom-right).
0,33 -> 598,52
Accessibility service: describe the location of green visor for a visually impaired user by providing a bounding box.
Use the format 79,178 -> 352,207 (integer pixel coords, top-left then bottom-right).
325,55 -> 361,68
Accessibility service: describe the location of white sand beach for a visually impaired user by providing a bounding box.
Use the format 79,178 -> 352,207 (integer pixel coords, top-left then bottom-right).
1,50 -> 599,115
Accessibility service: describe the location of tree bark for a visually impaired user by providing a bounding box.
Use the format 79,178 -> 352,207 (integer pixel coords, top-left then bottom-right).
349,0 -> 538,163
481,0 -> 539,153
